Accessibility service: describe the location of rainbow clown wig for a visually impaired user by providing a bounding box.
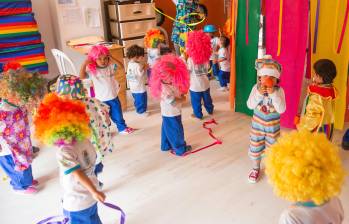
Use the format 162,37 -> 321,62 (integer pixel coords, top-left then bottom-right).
265,130 -> 346,205
149,54 -> 189,99
34,93 -> 91,146
87,45 -> 110,75
144,28 -> 165,49
186,30 -> 212,65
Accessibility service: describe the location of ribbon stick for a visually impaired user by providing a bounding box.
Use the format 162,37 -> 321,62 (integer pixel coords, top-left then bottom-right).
277,0 -> 283,56
336,0 -> 349,54
171,119 -> 222,157
313,0 -> 320,53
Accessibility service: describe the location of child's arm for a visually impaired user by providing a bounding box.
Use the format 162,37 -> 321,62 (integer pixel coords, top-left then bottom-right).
247,84 -> 264,110
269,88 -> 286,114
72,169 -> 106,203
80,59 -> 90,79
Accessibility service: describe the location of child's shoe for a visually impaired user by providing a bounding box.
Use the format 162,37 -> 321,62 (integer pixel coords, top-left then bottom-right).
119,127 -> 135,135
248,168 -> 260,184
32,179 -> 39,186
140,112 -> 150,117
218,87 -> 228,92
14,186 -> 38,195
190,114 -> 203,120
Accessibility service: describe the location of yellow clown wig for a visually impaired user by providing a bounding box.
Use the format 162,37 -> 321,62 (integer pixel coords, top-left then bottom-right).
144,28 -> 165,49
265,130 -> 346,205
34,93 -> 91,146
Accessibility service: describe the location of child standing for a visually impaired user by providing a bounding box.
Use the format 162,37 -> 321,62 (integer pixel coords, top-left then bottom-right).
203,24 -> 220,79
144,29 -> 165,77
217,36 -> 231,91
0,63 -> 45,194
297,59 -> 337,140
150,54 -> 192,156
80,45 -> 134,135
266,130 -> 345,224
246,55 -> 286,183
126,45 -> 149,116
34,93 -> 105,224
186,30 -> 214,120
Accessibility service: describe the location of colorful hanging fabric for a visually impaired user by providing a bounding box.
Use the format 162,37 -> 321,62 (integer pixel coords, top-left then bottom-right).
277,0 -> 283,56
313,0 -> 320,53
336,0 -> 349,53
245,0 -> 249,45
265,0 -> 308,128
0,1 -> 32,16
229,0 -> 238,110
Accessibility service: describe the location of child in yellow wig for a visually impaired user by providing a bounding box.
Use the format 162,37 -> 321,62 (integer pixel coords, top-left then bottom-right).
265,130 -> 345,224
34,93 -> 105,224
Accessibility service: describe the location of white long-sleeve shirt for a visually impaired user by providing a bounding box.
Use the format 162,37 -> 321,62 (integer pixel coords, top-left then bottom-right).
247,84 -> 286,114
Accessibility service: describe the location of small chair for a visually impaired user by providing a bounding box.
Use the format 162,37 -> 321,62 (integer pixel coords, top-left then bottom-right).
51,48 -> 78,76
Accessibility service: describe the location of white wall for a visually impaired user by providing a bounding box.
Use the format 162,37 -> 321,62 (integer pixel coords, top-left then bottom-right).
31,0 -> 59,78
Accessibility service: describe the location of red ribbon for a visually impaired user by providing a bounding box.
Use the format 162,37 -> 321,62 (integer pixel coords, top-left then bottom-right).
337,0 -> 349,54
171,119 -> 222,157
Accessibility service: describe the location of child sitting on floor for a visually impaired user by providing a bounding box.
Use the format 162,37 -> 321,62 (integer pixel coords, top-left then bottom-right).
149,54 -> 192,156
246,55 -> 286,183
0,62 -> 45,194
266,130 -> 345,224
217,36 -> 231,91
126,45 -> 149,116
297,59 -> 337,140
80,45 -> 135,135
186,30 -> 214,120
34,93 -> 105,224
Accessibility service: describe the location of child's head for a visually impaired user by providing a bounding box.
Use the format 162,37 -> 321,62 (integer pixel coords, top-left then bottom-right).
126,45 -> 145,61
160,46 -> 173,56
34,93 -> 91,146
87,45 -> 110,75
149,54 -> 189,99
203,24 -> 217,38
220,36 -> 230,48
255,55 -> 282,86
144,29 -> 165,49
186,30 -> 212,65
313,59 -> 337,84
265,130 -> 346,205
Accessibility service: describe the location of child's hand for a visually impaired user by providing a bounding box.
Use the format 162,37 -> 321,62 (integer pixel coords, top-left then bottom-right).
92,190 -> 106,203
258,85 -> 267,95
266,86 -> 275,94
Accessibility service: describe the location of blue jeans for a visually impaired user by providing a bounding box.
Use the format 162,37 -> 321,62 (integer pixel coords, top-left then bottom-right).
63,203 -> 102,224
132,92 -> 147,114
190,89 -> 214,119
210,60 -> 219,78
161,115 -> 187,156
218,70 -> 230,87
103,97 -> 127,132
0,155 -> 33,190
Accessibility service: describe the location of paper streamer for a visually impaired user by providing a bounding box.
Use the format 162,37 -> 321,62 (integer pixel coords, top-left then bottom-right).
336,0 -> 349,54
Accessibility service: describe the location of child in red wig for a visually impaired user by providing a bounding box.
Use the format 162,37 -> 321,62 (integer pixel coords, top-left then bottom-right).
186,30 -> 214,120
80,45 -> 135,135
149,54 -> 192,156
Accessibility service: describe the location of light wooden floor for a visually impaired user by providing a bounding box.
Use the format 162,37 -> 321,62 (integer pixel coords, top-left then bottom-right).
1,81 -> 348,224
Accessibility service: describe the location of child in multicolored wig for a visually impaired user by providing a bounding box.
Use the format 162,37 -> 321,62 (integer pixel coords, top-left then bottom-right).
150,54 -> 192,156
126,45 -> 149,116
54,75 -> 113,187
217,36 -> 231,91
266,130 -> 345,224
246,55 -> 286,183
34,93 -> 105,224
0,62 -> 45,194
297,59 -> 337,140
203,24 -> 220,79
80,45 -> 135,135
186,30 -> 214,120
144,28 -> 165,76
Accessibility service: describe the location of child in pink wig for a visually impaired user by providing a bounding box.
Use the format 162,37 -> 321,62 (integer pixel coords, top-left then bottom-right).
186,30 -> 214,120
80,45 -> 135,135
150,54 -> 192,156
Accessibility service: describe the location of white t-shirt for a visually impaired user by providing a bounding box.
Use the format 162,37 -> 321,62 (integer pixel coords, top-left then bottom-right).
210,37 -> 220,61
279,197 -> 344,224
187,57 -> 210,92
126,61 -> 147,93
160,84 -> 182,117
147,48 -> 160,68
87,64 -> 120,102
218,47 -> 231,72
0,101 -> 17,157
56,140 -> 99,211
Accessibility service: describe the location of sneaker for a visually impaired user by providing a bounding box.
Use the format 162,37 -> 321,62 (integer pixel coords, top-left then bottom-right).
190,114 -> 203,120
32,146 -> 40,154
185,145 -> 192,152
174,145 -> 192,156
248,168 -> 261,184
32,179 -> 39,186
14,186 -> 38,195
218,87 -> 228,92
139,112 -> 150,117
98,181 -> 104,189
119,127 -> 135,135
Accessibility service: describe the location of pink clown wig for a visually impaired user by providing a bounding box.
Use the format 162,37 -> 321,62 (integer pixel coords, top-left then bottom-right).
149,54 -> 189,99
186,30 -> 212,65
87,45 -> 110,75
